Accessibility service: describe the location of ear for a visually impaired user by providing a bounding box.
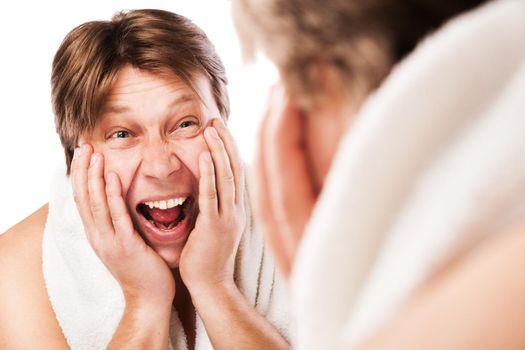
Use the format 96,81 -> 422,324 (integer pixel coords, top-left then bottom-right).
315,64 -> 346,100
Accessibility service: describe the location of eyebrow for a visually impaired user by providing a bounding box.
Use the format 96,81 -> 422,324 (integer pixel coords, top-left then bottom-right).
100,93 -> 199,115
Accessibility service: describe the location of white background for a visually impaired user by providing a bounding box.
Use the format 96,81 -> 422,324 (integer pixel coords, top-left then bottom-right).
0,0 -> 277,233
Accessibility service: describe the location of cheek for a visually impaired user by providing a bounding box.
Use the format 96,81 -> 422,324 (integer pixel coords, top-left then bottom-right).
95,146 -> 141,195
171,135 -> 208,178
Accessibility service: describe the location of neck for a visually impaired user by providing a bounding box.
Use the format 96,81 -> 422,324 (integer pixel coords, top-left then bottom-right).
173,269 -> 192,310
172,268 -> 196,349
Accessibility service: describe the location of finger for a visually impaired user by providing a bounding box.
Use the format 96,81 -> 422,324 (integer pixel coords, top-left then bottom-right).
87,152 -> 115,244
252,88 -> 293,278
213,118 -> 246,205
198,151 -> 218,216
70,144 -> 97,238
204,126 -> 235,213
252,162 -> 292,279
105,172 -> 136,242
267,91 -> 316,241
264,86 -> 302,253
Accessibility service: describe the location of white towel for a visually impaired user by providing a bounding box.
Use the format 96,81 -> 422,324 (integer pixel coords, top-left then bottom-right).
291,1 -> 525,349
42,169 -> 289,350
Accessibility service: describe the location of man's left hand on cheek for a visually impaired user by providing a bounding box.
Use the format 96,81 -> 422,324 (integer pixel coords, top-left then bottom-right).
179,119 -> 246,295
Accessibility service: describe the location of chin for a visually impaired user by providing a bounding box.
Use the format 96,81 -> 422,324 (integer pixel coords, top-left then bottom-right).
154,245 -> 184,268
134,220 -> 193,269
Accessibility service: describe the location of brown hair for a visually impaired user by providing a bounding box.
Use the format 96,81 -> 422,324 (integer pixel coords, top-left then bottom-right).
52,9 -> 229,174
233,0 -> 489,106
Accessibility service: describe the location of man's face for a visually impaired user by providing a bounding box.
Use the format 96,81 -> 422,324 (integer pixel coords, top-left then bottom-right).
83,65 -> 220,268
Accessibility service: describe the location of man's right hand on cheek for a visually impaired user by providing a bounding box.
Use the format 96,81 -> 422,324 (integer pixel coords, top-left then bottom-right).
71,144 -> 176,310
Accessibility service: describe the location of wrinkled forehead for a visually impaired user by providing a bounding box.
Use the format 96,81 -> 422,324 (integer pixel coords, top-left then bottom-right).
109,66 -> 206,101
97,66 -> 217,121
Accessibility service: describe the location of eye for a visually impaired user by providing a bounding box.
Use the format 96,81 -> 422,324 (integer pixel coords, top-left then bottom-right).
168,116 -> 200,139
179,120 -> 196,129
111,130 -> 131,139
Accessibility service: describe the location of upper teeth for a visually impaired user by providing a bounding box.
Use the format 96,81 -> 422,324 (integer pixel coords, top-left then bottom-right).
144,197 -> 187,210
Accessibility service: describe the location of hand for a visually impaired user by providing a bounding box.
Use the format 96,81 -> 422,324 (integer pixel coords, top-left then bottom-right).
252,84 -> 317,280
71,144 -> 175,309
179,118 -> 246,294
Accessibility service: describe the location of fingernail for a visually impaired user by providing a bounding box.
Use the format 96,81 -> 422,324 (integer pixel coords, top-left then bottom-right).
206,127 -> 219,139
214,118 -> 226,128
90,153 -> 99,166
201,152 -> 212,163
105,172 -> 116,186
73,147 -> 81,160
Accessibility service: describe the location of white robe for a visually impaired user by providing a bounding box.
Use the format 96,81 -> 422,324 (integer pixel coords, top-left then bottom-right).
291,1 -> 525,348
42,170 -> 289,350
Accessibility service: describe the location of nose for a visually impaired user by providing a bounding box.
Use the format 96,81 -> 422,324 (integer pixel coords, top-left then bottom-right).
140,140 -> 181,180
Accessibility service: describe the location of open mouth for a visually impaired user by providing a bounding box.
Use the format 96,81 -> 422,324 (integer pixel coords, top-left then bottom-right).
137,196 -> 194,233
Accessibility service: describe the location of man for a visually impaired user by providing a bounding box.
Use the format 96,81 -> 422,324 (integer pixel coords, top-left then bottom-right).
0,9 -> 288,349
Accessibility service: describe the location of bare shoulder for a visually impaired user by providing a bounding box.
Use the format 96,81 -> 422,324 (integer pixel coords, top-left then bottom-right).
1,204 -> 49,255
0,205 -> 69,349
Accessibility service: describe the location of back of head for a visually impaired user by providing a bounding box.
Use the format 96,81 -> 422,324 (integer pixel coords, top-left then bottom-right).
233,0 -> 490,106
52,9 -> 229,174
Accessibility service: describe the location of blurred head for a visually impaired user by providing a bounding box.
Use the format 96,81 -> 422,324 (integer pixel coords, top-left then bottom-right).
52,9 -> 228,267
233,0 -> 488,187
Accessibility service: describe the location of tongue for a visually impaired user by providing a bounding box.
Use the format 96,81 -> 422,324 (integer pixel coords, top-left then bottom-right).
147,206 -> 182,225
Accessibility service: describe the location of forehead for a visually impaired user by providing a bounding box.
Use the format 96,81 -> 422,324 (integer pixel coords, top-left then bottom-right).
100,65 -> 215,115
